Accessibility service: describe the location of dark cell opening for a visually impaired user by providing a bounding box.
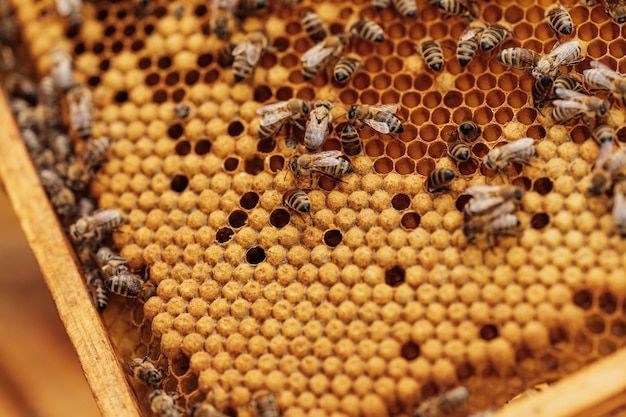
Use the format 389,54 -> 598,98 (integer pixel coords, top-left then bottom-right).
391,193 -> 411,211
124,24 -> 137,37
244,156 -> 264,175
273,37 -> 290,51
168,124 -> 184,140
269,155 -> 284,172
611,320 -> 626,337
153,6 -> 167,18
586,315 -> 606,334
240,192 -> 260,210
172,89 -> 185,102
104,25 -> 116,37
175,141 -> 191,156
138,57 -> 151,69
276,87 -> 293,101
144,24 -> 155,35
319,176 -> 338,191
400,212 -> 420,230
165,72 -> 180,86
270,209 -> 290,228
112,41 -> 124,53
171,175 -> 189,192
99,59 -> 110,71
385,266 -> 405,287
88,77 -> 101,87
204,69 -> 219,83
116,9 -> 127,19
66,25 -> 80,39
131,40 -> 145,51
198,53 -> 213,67
114,91 -> 129,103
455,194 -> 472,212
443,91 -> 463,107
146,73 -> 160,86
530,213 -> 549,229
228,210 -> 248,228
534,177 -> 553,195
74,43 -> 85,55
93,43 -> 105,54
170,355 -> 189,377
228,121 -> 244,137
195,4 -> 208,16
185,71 -> 200,85
323,230 -> 343,247
573,290 -> 593,310
401,341 -> 420,360
195,140 -> 211,155
599,292 -> 617,314
246,247 -> 266,264
96,9 -> 108,21
157,56 -> 173,69
513,176 -> 532,191
224,157 -> 239,172
254,86 -> 272,103
480,324 -> 498,340
153,90 -> 168,104
216,227 -> 235,243
257,138 -> 277,153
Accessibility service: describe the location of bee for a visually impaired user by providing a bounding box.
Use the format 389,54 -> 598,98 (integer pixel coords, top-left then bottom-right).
66,83 -> 93,140
4,72 -> 37,106
39,75 -> 58,108
86,270 -> 109,313
463,197 -> 517,220
429,0 -> 477,19
448,141 -> 471,162
301,34 -> 348,80
104,269 -> 156,300
174,103 -> 190,119
391,0 -> 418,17
95,246 -> 129,277
414,386 -> 471,417
237,0 -> 266,15
347,104 -> 404,134
210,0 -> 237,39
483,137 -> 536,173
588,148 -> 626,195
190,403 -> 229,417
232,30 -> 270,82
463,214 -> 521,243
427,168 -> 456,192
450,118 -> 481,142
333,54 -> 362,83
289,150 -> 354,184
304,100 -> 333,151
497,47 -> 539,71
149,390 -> 183,417
68,209 -> 126,243
350,19 -> 385,43
583,60 -> 626,105
531,40 -> 583,79
553,73 -> 583,92
532,76 -> 555,109
372,0 -> 391,12
39,169 -> 76,216
129,357 -> 163,389
606,0 -> 626,24
49,131 -> 72,162
465,184 -> 523,201
302,11 -> 328,42
418,38 -> 444,72
593,124 -> 616,163
78,197 -> 96,217
217,42 -> 236,68
254,391 -> 279,417
456,21 -> 485,67
21,128 -> 43,156
283,190 -> 311,213
479,23 -> 512,52
546,5 -> 573,36
552,88 -> 610,123
340,124 -> 362,155
49,49 -> 74,92
613,181 -> 626,237
256,99 -> 310,139
55,0 -> 82,26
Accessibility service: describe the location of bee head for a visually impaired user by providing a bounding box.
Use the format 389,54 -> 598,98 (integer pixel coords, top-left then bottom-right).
348,105 -> 357,120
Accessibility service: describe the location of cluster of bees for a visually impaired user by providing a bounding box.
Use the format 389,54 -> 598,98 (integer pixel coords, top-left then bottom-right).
581,0 -> 626,24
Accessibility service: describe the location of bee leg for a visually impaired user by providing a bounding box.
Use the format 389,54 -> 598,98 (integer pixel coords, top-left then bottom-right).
291,119 -> 305,131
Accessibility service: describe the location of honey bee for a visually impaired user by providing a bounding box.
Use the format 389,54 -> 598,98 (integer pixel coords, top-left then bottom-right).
391,0 -> 418,17
304,100 -> 333,151
4,72 -> 37,106
190,403 -> 229,417
257,98 -> 310,139
427,168 -> 456,192
96,246 -> 129,277
583,60 -> 626,105
532,76 -> 555,109
232,30 -> 270,82
465,184 -> 523,201
606,0 -> 626,24
593,123 -> 616,163
531,40 -> 582,79
350,19 -> 385,43
105,270 -> 156,300
546,5 -> 573,36
347,104 -> 404,134
174,103 -> 190,119
479,23 -> 512,52
552,88 -> 610,123
78,197 -> 96,217
302,11 -> 328,42
39,169 -> 76,216
429,0 -> 477,19
456,21 -> 485,67
613,180 -> 626,237
86,270 -> 109,313
289,150 -> 354,184
49,49 -> 74,92
217,42 -> 236,68
497,47 -> 539,71
463,198 -> 517,220
66,83 -> 93,140
483,137 -> 536,173
39,76 -> 58,108
372,0 -> 391,12
129,357 -> 163,389
254,391 -> 279,417
448,141 -> 471,162
55,0 -> 82,26
588,148 -> 626,195
463,214 -> 521,243
283,190 -> 311,213
418,38 -> 444,72
210,0 -> 237,39
340,124 -> 362,155
450,118 -> 481,142
301,34 -> 348,80
69,209 -> 126,243
49,131 -> 72,162
414,386 -> 471,417
333,55 -> 362,83
82,135 -> 112,168
149,390 -> 184,417
21,128 -> 43,156
553,72 -> 583,92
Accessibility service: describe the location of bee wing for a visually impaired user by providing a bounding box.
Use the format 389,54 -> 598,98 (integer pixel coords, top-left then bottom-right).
56,0 -> 81,16
552,99 -> 589,111
590,60 -> 620,79
460,26 -> 483,41
500,138 -> 535,157
301,43 -> 334,67
550,41 -> 581,65
257,101 -> 288,115
232,40 -> 251,56
583,68 -> 616,90
260,110 -> 292,126
308,150 -> 343,167
363,119 -> 391,134
554,87 -> 587,100
370,103 -> 400,113
613,190 -> 626,223
465,185 -> 499,197
306,116 -> 329,144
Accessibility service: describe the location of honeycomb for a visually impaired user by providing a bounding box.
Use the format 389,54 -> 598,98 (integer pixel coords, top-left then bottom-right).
9,0 -> 626,415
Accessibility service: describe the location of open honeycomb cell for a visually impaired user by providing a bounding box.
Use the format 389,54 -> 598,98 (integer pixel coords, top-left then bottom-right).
10,0 -> 626,415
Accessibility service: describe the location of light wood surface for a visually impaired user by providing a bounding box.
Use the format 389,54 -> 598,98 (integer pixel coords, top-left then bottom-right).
0,89 -> 141,417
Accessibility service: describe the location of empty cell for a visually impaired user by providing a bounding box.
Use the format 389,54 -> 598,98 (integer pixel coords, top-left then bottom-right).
323,230 -> 343,247
495,108 -> 513,124
411,108 -> 431,125
270,209 -> 290,228
172,89 -> 185,103
480,324 -> 498,340
286,21 -> 301,35
229,210 -> 248,228
382,90 -> 400,105
385,266 -> 406,287
475,74 -> 495,91
224,158 -> 239,172
459,159 -> 479,175
386,141 -> 405,159
246,247 -> 266,264
609,40 -> 626,59
504,5 -> 523,23
464,90 -> 485,107
443,91 -> 462,108
570,126 -> 589,144
497,73 -> 518,92
416,158 -> 435,176
601,22 -> 620,41
599,340 -> 617,356
392,194 -> 411,211
525,5 -> 544,22
586,314 -> 606,335
195,140 -> 211,155
573,290 -> 593,310
244,156 -> 264,175
530,213 -> 550,229
228,121 -> 244,137
280,53 -> 298,68
472,142 -> 490,157
175,141 -> 191,156
374,158 -> 394,174
507,91 -> 527,108
366,140 -> 385,157
168,124 -> 184,140
534,23 -> 554,41
534,177 -> 553,195
204,69 -> 219,84
454,74 -> 475,91
408,141 -> 427,159
253,86 -> 272,102
240,192 -> 260,210
171,175 -> 189,192
339,89 -> 359,105
385,57 -> 404,73
611,320 -> 626,337
423,92 -> 442,108
468,57 -> 488,75
474,107 -> 494,124
420,124 -> 439,142
400,125 -> 418,143
599,292 -> 618,314
268,156 -> 284,174
526,125 -> 546,140
452,108 -> 472,124
294,38 -> 310,53
589,40 -> 608,59
138,57 -> 151,69
145,72 -> 160,86
401,212 -> 420,230
365,56 -> 383,72
514,22 -> 534,41
522,39 -> 543,54
591,5 -> 609,23
512,176 -> 531,191
276,87 -> 293,101
428,142 -> 447,158
360,89 -> 380,104
401,91 -> 420,107
431,108 -> 450,125
401,341 -> 420,360
409,23 -> 427,40
389,23 -> 407,39
257,138 -> 276,153
397,40 -> 414,56
184,70 -> 200,86
414,74 -> 434,90
517,108 -> 537,125
429,22 -> 448,39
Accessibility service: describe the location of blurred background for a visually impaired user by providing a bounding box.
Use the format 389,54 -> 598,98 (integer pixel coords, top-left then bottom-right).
0,188 -> 100,417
